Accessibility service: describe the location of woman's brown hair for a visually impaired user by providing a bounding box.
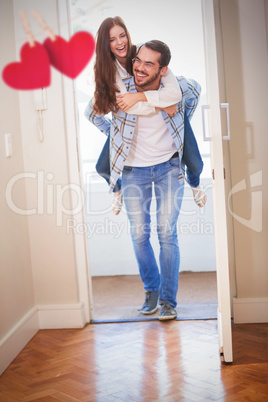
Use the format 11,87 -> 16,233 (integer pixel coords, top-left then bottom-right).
93,16 -> 136,114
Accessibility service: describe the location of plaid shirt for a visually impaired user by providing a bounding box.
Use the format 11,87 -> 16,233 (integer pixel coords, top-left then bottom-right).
84,76 -> 201,191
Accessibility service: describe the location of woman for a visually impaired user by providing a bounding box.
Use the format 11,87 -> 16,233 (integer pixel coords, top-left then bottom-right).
92,16 -> 206,214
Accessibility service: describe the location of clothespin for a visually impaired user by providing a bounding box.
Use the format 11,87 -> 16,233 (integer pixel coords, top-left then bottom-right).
31,9 -> 56,41
19,10 -> 35,47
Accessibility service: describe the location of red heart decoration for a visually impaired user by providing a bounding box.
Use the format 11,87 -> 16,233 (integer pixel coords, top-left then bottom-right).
43,32 -> 95,79
2,41 -> 51,90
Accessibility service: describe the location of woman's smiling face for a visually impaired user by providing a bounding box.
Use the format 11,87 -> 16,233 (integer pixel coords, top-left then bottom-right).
109,24 -> 128,61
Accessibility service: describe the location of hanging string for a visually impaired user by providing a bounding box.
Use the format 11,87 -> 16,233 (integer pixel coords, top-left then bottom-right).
19,10 -> 35,47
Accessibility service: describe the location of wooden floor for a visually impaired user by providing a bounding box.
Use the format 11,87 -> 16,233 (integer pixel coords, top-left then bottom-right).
0,321 -> 267,401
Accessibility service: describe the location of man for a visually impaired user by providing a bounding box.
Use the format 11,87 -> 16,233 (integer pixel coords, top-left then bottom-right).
85,40 -> 201,320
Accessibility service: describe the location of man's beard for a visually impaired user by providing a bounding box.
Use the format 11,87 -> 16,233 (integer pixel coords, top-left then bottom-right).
134,68 -> 161,88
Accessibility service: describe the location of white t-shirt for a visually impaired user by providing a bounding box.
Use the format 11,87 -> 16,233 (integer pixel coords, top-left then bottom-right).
125,111 -> 177,167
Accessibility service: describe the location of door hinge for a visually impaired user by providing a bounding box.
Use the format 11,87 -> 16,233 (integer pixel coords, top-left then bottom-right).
212,169 -> 215,180
219,347 -> 225,362
224,168 -> 226,179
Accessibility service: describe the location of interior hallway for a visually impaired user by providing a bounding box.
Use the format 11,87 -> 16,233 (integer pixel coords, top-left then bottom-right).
0,321 -> 267,401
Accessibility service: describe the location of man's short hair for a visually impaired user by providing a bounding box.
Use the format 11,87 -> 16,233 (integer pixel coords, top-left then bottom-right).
142,40 -> 171,67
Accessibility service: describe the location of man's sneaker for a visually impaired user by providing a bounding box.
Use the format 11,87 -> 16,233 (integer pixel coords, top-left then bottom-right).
140,291 -> 159,315
159,301 -> 177,321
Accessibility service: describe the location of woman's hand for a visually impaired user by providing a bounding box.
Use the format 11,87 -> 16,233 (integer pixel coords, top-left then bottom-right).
116,92 -> 146,111
162,104 -> 177,117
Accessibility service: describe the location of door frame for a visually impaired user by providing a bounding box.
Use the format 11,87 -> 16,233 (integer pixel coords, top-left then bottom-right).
58,0 -> 93,323
61,0 -> 234,360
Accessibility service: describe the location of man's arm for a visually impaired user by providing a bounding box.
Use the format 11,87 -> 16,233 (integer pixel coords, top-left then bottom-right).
84,98 -> 112,135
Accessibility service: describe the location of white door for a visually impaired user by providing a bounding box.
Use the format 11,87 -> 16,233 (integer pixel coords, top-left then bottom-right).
201,0 -> 233,363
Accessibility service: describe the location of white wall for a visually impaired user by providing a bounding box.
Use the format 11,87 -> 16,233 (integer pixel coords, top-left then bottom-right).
0,0 -> 35,340
0,0 -> 88,375
10,0 -> 81,306
0,0 -> 38,375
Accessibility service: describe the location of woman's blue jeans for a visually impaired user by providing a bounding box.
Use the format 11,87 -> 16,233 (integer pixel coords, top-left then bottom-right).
95,137 -> 121,193
95,114 -> 203,191
182,113 -> 203,188
122,156 -> 184,308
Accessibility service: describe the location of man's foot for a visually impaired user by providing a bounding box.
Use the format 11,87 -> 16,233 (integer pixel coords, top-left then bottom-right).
140,291 -> 159,315
192,185 -> 207,207
112,190 -> 123,215
159,301 -> 177,321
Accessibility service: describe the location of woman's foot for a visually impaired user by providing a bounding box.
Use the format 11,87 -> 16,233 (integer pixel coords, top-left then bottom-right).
112,190 -> 123,215
192,185 -> 207,207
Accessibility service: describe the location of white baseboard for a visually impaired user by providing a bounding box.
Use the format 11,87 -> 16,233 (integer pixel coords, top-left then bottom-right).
0,303 -> 86,375
233,297 -> 268,323
38,302 -> 86,329
0,307 -> 39,376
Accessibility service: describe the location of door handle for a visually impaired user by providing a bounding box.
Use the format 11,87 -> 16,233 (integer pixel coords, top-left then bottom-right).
201,104 -> 211,141
201,103 -> 230,141
220,103 -> 230,140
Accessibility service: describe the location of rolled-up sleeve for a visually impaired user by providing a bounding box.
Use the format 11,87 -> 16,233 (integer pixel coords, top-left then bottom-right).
184,79 -> 201,120
84,98 -> 111,135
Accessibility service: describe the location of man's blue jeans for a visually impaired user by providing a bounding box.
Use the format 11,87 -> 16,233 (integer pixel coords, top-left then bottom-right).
122,156 -> 184,308
95,114 -> 203,191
